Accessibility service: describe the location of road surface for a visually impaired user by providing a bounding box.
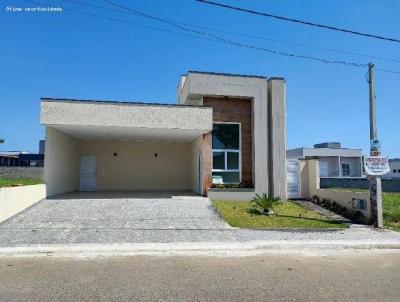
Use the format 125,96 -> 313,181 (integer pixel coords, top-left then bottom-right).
0,252 -> 399,301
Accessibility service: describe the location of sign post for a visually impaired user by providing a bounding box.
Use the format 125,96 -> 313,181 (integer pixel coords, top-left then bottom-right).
367,63 -> 384,228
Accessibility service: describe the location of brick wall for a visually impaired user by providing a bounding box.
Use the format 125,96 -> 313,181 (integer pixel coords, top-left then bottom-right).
203,97 -> 253,187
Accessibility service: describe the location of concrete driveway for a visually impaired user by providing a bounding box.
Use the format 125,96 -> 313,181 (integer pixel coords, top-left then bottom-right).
1,191 -> 400,248
0,191 -> 232,246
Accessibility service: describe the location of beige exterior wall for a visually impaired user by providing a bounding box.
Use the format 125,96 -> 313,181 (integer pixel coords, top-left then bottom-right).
44,127 -> 79,197
178,72 -> 287,200
268,79 -> 287,200
0,184 -> 46,223
300,159 -> 371,220
316,189 -> 370,219
78,140 -> 192,191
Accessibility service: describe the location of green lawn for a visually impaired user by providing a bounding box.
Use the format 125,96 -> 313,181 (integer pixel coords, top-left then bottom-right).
212,200 -> 346,229
331,188 -> 400,232
0,177 -> 43,188
383,193 -> 400,231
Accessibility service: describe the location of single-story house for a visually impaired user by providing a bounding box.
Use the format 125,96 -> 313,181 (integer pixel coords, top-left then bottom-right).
287,142 -> 363,178
41,71 -> 286,200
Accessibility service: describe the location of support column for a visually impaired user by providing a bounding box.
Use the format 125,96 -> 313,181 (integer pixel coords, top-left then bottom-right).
202,132 -> 212,196
267,78 -> 287,200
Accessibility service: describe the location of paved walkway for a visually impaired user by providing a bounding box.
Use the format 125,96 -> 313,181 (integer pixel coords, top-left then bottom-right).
293,200 -> 351,223
0,192 -> 399,247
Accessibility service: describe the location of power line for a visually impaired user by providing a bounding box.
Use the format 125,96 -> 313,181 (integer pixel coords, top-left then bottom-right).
101,0 -> 369,67
104,0 -> 400,63
20,0 -> 224,41
20,0 -> 400,75
375,67 -> 400,75
196,0 -> 400,44
182,24 -> 400,64
60,0 -> 400,64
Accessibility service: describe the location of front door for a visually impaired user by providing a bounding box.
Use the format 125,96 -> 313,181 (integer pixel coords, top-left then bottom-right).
80,155 -> 97,192
286,159 -> 300,199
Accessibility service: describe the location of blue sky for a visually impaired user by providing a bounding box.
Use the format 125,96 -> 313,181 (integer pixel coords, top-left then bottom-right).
1,0 -> 399,157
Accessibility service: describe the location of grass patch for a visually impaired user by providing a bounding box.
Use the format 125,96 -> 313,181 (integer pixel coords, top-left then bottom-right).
0,177 -> 43,188
382,193 -> 400,232
330,188 -> 400,232
212,200 -> 346,229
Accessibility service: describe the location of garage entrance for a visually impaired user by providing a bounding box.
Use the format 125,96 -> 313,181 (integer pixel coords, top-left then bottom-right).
42,100 -> 213,197
78,140 -> 195,192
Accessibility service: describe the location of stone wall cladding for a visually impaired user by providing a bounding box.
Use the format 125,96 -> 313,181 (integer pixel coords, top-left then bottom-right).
320,178 -> 400,193
0,167 -> 44,180
203,97 -> 253,187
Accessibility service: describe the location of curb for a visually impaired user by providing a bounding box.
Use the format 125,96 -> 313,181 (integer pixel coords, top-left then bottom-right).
0,240 -> 399,258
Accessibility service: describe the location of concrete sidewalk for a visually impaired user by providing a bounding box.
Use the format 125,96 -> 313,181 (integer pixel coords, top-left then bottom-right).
0,239 -> 400,258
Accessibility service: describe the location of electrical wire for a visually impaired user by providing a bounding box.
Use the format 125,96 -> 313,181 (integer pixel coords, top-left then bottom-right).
59,0 -> 400,64
196,0 -> 400,44
58,0 -> 370,68
20,0 -> 400,75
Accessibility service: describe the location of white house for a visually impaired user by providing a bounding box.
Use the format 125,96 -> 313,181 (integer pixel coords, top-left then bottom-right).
41,71 -> 287,201
287,142 -> 363,178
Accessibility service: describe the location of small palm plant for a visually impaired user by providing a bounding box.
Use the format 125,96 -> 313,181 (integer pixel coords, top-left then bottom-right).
250,193 -> 280,215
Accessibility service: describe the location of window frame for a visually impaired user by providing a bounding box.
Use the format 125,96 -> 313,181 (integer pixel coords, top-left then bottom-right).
211,122 -> 242,184
341,163 -> 351,177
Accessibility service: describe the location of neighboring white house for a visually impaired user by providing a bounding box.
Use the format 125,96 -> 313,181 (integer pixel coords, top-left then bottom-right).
41,71 -> 287,200
287,142 -> 363,178
383,158 -> 400,179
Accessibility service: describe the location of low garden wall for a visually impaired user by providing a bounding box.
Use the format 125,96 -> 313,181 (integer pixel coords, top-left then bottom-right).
300,159 -> 371,223
0,167 -> 44,180
314,188 -> 370,221
207,188 -> 255,201
0,184 -> 46,223
320,177 -> 400,192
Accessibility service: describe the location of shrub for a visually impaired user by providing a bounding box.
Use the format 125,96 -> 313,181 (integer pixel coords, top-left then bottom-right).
250,193 -> 280,215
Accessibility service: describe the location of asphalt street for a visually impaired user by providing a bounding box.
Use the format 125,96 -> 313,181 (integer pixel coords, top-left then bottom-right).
0,252 -> 399,301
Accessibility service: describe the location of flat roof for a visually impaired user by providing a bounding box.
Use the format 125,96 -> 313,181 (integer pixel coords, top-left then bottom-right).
288,147 -> 363,151
187,70 -> 269,79
40,97 -> 211,109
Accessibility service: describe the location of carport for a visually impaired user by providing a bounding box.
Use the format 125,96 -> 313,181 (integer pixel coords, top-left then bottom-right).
41,99 -> 213,197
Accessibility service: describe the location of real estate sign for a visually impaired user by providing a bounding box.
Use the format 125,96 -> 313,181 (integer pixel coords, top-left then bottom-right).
364,156 -> 390,176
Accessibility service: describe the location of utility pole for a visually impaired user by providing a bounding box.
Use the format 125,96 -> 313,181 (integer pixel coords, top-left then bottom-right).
368,63 -> 383,228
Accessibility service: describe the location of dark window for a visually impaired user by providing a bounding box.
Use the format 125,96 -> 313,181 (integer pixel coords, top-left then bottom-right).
212,152 -> 225,170
212,124 -> 239,150
212,123 -> 240,184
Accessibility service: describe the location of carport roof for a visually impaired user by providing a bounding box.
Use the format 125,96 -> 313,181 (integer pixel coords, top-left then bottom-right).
40,98 -> 213,142
40,97 -> 209,108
